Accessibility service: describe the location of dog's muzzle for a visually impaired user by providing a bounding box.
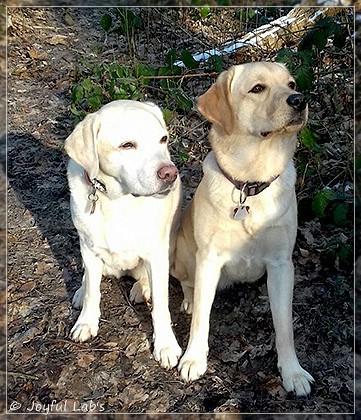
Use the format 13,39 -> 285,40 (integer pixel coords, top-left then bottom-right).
131,165 -> 178,198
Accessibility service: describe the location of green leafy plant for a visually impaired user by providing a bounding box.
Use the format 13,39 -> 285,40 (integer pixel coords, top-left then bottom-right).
70,78 -> 104,119
70,58 -> 196,123
299,126 -> 320,152
100,9 -> 144,35
200,6 -> 211,19
276,48 -> 314,91
71,5 -> 231,124
113,8 -> 144,35
236,8 -> 256,23
320,233 -> 352,270
190,6 -> 211,20
276,16 -> 348,93
100,13 -> 112,32
311,188 -> 352,227
299,16 -> 348,51
181,50 -> 198,70
207,55 -> 223,72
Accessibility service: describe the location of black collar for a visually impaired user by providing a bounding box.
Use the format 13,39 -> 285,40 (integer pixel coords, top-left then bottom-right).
84,171 -> 107,215
84,171 -> 107,193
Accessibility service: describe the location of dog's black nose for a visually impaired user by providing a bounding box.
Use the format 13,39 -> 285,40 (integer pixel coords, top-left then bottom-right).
287,93 -> 307,111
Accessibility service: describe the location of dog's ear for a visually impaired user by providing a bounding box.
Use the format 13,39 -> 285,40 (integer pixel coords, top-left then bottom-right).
64,113 -> 101,180
144,101 -> 167,129
197,66 -> 235,135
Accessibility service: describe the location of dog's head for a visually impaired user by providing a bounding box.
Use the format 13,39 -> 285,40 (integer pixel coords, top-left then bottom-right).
198,62 -> 308,138
64,100 -> 178,197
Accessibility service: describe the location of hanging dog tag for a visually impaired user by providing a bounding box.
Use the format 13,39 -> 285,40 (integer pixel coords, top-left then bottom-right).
233,205 -> 249,220
87,189 -> 99,215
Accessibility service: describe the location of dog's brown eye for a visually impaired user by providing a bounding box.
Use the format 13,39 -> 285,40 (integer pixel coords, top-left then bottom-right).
250,84 -> 265,93
160,135 -> 168,144
288,81 -> 296,90
120,142 -> 136,150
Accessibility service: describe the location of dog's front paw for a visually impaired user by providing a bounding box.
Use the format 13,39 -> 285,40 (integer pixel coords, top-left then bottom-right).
153,334 -> 182,369
178,352 -> 207,382
130,279 -> 151,304
281,365 -> 314,396
71,318 -> 99,342
72,286 -> 84,309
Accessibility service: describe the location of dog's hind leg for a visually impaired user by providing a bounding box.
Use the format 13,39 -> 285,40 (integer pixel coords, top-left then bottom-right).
172,229 -> 197,315
72,269 -> 85,309
129,262 -> 151,304
180,281 -> 194,315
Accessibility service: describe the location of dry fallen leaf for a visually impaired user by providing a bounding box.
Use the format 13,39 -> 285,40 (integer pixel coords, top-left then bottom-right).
77,353 -> 96,369
264,377 -> 287,398
18,280 -> 35,293
34,261 -> 53,275
100,350 -> 119,366
63,11 -> 75,26
28,47 -> 48,60
47,35 -> 69,46
299,247 -> 310,258
119,384 -> 149,408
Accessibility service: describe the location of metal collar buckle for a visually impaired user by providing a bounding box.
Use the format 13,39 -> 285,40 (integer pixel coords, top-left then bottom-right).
83,171 -> 107,214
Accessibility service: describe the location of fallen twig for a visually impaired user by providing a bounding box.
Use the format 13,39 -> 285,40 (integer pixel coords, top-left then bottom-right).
136,71 -> 219,80
3,370 -> 39,380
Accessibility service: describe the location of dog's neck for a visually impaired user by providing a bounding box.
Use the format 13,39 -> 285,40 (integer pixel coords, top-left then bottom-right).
83,169 -> 130,203
215,160 -> 279,196
210,129 -> 298,183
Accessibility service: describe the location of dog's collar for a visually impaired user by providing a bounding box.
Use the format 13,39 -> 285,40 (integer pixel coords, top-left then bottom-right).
215,160 -> 279,220
216,161 -> 278,196
84,171 -> 107,193
84,171 -> 107,214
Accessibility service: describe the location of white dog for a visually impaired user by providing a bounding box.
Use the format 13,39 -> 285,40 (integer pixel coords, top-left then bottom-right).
65,100 -> 182,369
173,62 -> 314,395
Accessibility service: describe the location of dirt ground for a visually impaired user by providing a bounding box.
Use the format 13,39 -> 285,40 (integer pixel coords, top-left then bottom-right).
3,6 -> 355,415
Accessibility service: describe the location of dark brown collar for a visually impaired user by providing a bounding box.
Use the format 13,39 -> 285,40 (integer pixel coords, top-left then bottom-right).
216,160 -> 278,197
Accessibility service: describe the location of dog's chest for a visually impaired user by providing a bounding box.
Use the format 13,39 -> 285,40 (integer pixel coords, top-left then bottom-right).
218,208 -> 295,286
90,199 -> 158,269
94,225 -> 143,272
220,230 -> 267,285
